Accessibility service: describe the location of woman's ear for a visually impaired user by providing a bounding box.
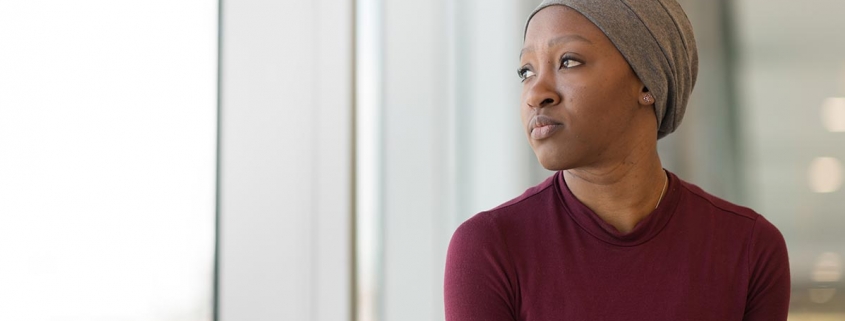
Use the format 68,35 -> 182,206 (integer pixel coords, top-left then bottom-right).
639,87 -> 654,106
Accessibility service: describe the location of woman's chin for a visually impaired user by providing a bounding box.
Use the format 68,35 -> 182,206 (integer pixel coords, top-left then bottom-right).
535,153 -> 572,171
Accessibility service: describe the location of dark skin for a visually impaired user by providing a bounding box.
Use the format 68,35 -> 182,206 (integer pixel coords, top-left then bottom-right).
519,6 -> 667,234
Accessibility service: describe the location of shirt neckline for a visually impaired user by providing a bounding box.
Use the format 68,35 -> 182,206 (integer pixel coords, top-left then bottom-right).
554,170 -> 682,247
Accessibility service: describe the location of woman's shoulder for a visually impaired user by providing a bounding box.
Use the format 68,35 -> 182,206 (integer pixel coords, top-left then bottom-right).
489,172 -> 560,213
676,175 -> 761,222
674,175 -> 786,251
451,173 -> 562,243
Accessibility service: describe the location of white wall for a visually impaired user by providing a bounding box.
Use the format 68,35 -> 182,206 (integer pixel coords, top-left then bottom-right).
217,0 -> 353,320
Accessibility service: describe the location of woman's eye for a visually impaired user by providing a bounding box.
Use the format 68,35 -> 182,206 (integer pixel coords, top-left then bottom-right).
561,58 -> 582,69
517,68 -> 536,82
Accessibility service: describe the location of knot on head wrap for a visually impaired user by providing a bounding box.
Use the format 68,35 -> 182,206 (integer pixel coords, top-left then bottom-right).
525,0 -> 699,139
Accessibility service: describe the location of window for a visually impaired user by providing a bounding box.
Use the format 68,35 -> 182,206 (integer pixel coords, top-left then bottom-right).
0,2 -> 218,320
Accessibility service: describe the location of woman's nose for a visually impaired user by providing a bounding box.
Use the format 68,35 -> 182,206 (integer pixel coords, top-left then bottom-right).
524,74 -> 560,109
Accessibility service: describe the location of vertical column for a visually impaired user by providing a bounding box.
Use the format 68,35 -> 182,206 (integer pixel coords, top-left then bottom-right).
379,0 -> 453,320
217,0 -> 353,320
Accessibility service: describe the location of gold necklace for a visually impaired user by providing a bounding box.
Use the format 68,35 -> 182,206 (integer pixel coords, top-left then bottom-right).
654,171 -> 668,210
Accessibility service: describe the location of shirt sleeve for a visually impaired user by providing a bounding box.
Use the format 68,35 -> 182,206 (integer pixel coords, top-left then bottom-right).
743,215 -> 791,321
444,213 -> 518,321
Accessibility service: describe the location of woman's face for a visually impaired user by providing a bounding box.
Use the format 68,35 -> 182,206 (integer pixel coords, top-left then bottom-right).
519,6 -> 655,171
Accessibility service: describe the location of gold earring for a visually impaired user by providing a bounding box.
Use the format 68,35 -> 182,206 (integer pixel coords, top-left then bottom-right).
643,94 -> 653,103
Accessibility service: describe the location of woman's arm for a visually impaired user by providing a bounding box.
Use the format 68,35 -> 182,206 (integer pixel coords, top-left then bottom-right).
743,216 -> 791,320
444,214 -> 518,321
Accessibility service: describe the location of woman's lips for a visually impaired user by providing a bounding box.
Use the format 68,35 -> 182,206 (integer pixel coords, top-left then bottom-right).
531,124 -> 561,140
528,115 -> 562,140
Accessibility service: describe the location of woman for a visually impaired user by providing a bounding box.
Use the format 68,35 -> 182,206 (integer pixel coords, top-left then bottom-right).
444,1 -> 791,320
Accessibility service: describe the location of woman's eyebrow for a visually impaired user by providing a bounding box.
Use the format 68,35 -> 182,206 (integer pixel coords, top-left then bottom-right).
520,34 -> 593,59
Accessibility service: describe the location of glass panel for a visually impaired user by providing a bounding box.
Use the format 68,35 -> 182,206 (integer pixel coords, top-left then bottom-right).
733,0 -> 845,318
0,1 -> 218,320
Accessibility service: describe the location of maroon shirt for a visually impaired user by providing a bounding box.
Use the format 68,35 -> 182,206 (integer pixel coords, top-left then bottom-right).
445,171 -> 790,320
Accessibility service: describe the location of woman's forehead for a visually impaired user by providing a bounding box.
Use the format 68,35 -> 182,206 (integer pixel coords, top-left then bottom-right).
520,34 -> 593,60
522,7 -> 609,55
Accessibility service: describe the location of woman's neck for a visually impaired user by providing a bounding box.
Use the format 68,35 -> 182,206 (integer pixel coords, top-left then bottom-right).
563,150 -> 667,234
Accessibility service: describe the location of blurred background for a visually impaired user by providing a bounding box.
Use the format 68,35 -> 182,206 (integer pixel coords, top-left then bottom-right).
0,0 -> 842,320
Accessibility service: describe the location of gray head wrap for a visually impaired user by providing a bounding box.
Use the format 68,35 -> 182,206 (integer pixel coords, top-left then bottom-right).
525,0 -> 698,139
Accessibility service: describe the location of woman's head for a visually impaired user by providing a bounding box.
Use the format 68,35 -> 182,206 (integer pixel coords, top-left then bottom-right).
520,0 -> 698,171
